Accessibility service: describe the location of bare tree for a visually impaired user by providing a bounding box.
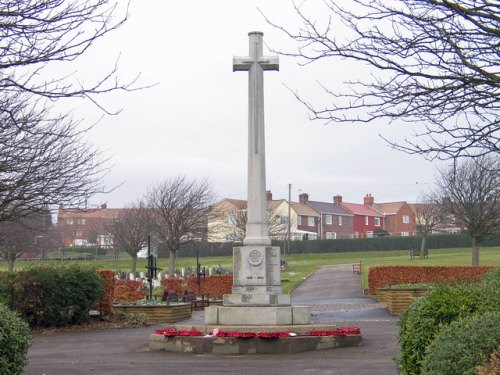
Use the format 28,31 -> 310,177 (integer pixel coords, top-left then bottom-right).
145,176 -> 217,276
265,0 -> 499,160
0,93 -> 110,223
0,210 -> 51,272
437,155 -> 500,265
110,201 -> 152,274
412,196 -> 443,257
0,1 -> 145,224
0,0 -> 137,104
215,207 -> 289,243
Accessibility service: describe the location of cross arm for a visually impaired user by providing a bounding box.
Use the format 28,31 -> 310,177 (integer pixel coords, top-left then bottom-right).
233,56 -> 252,71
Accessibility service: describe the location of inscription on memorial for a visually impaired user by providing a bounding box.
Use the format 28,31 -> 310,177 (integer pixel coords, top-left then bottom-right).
265,247 -> 279,285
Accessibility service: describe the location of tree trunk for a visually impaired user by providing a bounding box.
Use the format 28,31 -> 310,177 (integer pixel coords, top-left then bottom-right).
471,237 -> 480,266
130,254 -> 138,274
7,253 -> 16,272
168,249 -> 176,276
420,236 -> 427,258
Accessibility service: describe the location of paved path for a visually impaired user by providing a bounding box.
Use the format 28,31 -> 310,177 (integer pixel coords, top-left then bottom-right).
26,265 -> 400,375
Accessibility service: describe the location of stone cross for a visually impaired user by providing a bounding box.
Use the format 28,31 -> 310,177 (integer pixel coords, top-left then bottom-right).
233,31 -> 279,247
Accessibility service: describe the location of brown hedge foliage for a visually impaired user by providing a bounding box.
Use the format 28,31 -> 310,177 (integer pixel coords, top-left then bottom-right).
160,278 -> 187,294
161,275 -> 232,299
368,266 -> 496,295
113,280 -> 147,303
95,270 -> 116,315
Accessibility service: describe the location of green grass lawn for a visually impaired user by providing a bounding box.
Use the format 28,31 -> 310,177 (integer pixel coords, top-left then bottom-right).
2,247 -> 498,294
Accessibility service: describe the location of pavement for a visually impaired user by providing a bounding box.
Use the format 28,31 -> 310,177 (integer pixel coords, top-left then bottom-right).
26,264 -> 400,375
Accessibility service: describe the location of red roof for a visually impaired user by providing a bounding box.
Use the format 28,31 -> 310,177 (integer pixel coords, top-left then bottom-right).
341,202 -> 382,217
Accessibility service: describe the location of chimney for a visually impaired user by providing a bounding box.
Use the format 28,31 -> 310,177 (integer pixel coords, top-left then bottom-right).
299,193 -> 309,204
266,190 -> 273,201
101,203 -> 107,209
333,195 -> 342,205
364,194 -> 375,206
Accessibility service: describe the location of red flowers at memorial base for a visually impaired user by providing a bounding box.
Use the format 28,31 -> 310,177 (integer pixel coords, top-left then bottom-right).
153,326 -> 361,338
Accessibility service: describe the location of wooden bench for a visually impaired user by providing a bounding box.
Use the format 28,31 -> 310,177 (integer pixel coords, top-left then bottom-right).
191,294 -> 210,310
410,248 -> 429,259
162,290 -> 180,302
352,262 -> 361,274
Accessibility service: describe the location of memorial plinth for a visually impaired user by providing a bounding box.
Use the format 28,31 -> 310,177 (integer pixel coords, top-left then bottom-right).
204,31 -> 309,326
205,245 -> 309,325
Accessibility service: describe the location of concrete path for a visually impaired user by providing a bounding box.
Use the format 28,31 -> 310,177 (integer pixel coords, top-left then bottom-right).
26,264 -> 400,375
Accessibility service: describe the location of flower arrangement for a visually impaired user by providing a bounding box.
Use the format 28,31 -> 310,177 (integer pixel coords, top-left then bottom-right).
153,328 -> 204,337
307,327 -> 361,336
153,326 -> 361,338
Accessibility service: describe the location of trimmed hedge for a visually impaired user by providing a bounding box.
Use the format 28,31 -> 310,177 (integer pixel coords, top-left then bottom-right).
397,268 -> 500,375
114,280 -> 147,303
4,266 -> 104,327
368,266 -> 495,295
160,275 -> 232,299
0,303 -> 31,375
96,270 -> 116,315
172,234 -> 500,258
421,311 -> 500,375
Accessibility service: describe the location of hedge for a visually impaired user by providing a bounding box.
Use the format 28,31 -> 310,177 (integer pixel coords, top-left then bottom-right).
170,233 -> 500,258
368,266 -> 496,295
161,275 -> 232,299
0,303 -> 31,375
5,266 -> 104,327
114,280 -> 147,303
397,268 -> 500,375
421,311 -> 500,375
96,270 -> 115,315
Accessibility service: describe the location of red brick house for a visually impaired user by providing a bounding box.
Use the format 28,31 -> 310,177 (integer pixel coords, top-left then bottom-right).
336,195 -> 385,238
372,199 -> 416,236
57,204 -> 123,249
299,193 -> 354,239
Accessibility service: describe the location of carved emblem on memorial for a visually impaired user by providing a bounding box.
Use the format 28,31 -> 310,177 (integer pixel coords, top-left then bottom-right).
248,249 -> 263,266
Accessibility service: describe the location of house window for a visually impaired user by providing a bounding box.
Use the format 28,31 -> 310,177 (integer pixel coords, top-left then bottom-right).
325,215 -> 332,225
374,217 -> 381,227
401,232 -> 410,237
402,215 -> 410,224
307,217 -> 315,227
227,214 -> 237,224
73,230 -> 82,238
338,216 -> 343,226
297,215 -> 302,225
66,218 -> 74,225
77,218 -> 86,225
325,232 -> 336,239
280,216 -> 289,224
365,216 -> 369,226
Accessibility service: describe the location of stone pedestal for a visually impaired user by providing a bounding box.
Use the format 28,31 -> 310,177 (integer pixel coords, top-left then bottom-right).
204,244 -> 310,326
205,305 -> 310,325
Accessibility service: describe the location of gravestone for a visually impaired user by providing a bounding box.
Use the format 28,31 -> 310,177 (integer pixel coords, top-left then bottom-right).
205,32 -> 309,325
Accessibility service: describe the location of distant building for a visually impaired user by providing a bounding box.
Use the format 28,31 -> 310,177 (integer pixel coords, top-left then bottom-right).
57,203 -> 122,250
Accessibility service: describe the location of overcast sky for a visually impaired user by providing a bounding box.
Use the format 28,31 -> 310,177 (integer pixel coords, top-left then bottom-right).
62,0 -> 445,208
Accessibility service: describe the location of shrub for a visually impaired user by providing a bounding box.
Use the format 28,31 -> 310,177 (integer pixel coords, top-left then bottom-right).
6,266 -> 104,327
0,303 -> 31,375
421,311 -> 500,375
114,280 -> 147,303
477,347 -> 500,375
397,284 -> 483,375
368,266 -> 495,295
95,270 -> 116,315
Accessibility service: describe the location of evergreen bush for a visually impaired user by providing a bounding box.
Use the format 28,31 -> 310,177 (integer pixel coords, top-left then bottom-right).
397,269 -> 500,374
0,303 -> 31,375
6,265 -> 104,327
421,311 -> 500,375
397,285 -> 482,374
